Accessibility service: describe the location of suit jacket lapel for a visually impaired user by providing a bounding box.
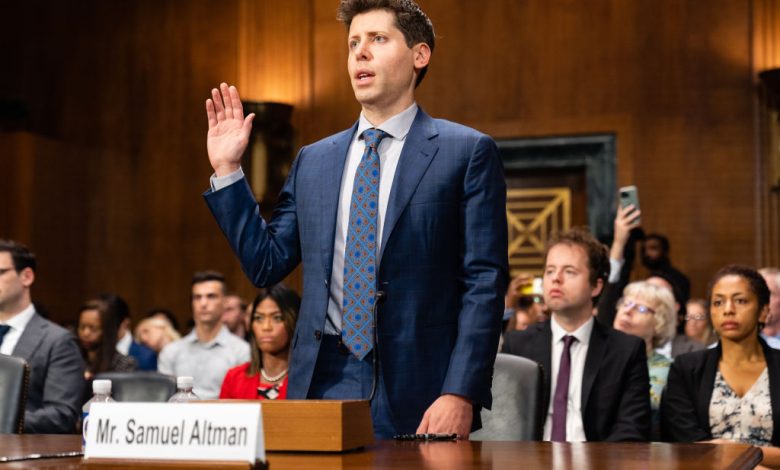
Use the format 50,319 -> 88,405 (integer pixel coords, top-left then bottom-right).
11,312 -> 46,361
320,124 -> 357,279
698,344 -> 720,430
537,322 -> 553,415
378,110 -> 438,262
582,320 -> 607,410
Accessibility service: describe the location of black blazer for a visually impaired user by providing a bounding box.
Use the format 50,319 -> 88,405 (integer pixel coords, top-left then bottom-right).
502,319 -> 651,441
660,338 -> 780,445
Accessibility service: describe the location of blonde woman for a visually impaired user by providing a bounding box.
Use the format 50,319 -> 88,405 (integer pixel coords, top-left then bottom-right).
135,315 -> 181,354
613,281 -> 676,438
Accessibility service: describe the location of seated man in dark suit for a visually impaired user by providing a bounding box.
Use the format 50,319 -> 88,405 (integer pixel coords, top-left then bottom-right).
0,240 -> 85,433
502,228 -> 651,442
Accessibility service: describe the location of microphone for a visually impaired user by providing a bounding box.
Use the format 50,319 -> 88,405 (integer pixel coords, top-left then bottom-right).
368,290 -> 387,402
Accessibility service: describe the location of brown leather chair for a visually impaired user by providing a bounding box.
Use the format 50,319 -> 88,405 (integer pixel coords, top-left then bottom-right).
0,354 -> 30,434
94,371 -> 176,402
470,353 -> 544,441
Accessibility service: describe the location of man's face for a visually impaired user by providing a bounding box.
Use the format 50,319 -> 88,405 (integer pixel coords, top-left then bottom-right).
221,295 -> 245,333
347,9 -> 427,114
191,280 -> 225,327
543,243 -> 602,317
0,252 -> 33,314
642,239 -> 666,268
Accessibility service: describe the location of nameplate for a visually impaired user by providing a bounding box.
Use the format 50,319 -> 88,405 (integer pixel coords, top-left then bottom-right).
83,402 -> 264,463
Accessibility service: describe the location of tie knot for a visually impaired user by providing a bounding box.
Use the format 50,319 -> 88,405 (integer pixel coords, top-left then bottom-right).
562,335 -> 577,349
362,128 -> 389,150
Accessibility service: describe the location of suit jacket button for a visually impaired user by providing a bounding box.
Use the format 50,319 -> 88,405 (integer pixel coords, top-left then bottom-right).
314,330 -> 322,340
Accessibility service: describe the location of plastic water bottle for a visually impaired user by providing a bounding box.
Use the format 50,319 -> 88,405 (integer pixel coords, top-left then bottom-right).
82,379 -> 115,449
168,376 -> 199,403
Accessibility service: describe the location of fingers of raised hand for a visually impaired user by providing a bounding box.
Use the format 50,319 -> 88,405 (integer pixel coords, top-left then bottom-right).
220,83 -> 234,119
206,99 -> 218,129
211,87 -> 226,121
229,85 -> 244,120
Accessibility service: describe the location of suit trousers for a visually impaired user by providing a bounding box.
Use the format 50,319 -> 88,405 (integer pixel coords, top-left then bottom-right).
306,335 -> 396,438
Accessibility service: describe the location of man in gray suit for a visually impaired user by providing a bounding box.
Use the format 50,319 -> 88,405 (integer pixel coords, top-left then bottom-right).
0,240 -> 85,433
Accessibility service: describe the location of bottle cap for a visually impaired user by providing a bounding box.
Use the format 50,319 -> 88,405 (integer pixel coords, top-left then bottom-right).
93,379 -> 112,395
177,376 -> 194,388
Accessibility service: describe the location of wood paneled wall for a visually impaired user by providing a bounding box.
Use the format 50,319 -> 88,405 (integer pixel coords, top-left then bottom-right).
0,0 -> 770,326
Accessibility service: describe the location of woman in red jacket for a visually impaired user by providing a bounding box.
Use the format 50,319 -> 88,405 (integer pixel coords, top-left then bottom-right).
220,284 -> 300,400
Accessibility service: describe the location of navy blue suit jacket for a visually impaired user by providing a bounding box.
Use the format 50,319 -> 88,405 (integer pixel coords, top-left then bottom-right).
129,340 -> 157,371
205,109 -> 508,432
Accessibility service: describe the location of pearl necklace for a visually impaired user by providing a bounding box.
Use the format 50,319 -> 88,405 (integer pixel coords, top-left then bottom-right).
261,368 -> 288,383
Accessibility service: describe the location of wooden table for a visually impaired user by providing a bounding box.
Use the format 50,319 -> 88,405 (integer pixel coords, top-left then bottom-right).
0,435 -> 763,469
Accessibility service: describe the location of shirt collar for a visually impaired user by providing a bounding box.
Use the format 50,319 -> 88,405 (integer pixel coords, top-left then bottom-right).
185,325 -> 230,347
356,102 -> 418,142
4,303 -> 36,333
550,315 -> 594,345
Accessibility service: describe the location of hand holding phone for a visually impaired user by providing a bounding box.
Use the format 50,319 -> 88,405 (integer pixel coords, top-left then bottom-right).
618,185 -> 641,224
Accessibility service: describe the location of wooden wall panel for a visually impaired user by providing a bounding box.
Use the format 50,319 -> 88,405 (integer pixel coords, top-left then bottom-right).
0,0 -> 769,329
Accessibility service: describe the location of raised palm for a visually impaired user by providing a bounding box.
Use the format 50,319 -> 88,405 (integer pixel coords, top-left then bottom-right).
205,83 -> 255,176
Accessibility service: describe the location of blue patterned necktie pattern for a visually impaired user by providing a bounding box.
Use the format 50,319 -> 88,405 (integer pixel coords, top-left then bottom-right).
342,128 -> 389,359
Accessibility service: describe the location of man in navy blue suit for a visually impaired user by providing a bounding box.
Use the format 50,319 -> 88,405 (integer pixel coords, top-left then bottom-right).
203,0 -> 507,438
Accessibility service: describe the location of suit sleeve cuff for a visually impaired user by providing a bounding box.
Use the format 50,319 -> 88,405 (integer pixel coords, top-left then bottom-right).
608,258 -> 624,283
210,167 -> 245,192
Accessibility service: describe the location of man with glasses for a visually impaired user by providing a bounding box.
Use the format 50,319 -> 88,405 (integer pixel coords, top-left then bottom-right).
503,228 -> 651,442
0,239 -> 85,433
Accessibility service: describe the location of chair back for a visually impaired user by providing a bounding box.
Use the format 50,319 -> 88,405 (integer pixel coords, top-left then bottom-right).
94,371 -> 177,402
0,354 -> 30,433
470,353 -> 544,441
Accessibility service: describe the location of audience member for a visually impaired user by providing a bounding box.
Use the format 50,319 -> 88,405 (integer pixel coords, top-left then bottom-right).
158,271 -> 250,398
135,314 -> 181,354
77,298 -> 137,381
222,293 -> 248,340
502,228 -> 651,442
661,265 -> 780,465
759,268 -> 780,347
641,233 -> 691,304
145,307 -> 180,333
0,240 -> 85,433
645,274 -> 703,358
612,281 -> 676,438
220,285 -> 300,400
506,308 -> 533,332
684,298 -> 717,347
99,293 -> 157,370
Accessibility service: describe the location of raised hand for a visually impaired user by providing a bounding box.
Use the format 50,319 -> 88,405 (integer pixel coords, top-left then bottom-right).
205,83 -> 255,176
610,204 -> 641,261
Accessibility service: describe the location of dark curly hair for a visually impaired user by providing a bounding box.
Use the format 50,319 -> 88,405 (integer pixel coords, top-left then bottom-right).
707,264 -> 771,313
337,0 -> 435,87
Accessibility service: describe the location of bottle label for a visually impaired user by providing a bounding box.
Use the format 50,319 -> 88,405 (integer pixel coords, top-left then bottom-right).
82,411 -> 89,447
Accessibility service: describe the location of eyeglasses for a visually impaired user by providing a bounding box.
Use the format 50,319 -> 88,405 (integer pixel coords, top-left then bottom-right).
685,313 -> 706,321
621,299 -> 655,315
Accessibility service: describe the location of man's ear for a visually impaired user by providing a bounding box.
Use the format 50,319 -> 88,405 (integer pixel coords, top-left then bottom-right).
591,278 -> 604,299
18,267 -> 34,288
412,43 -> 431,70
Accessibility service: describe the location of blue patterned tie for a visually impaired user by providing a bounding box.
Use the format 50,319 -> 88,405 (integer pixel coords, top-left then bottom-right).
342,128 -> 389,359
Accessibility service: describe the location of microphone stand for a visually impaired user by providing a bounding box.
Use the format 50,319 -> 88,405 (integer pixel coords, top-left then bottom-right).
368,290 -> 386,402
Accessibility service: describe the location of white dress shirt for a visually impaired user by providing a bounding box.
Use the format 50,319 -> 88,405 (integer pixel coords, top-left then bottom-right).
211,103 -> 419,335
0,303 -> 36,355
543,315 -> 594,442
